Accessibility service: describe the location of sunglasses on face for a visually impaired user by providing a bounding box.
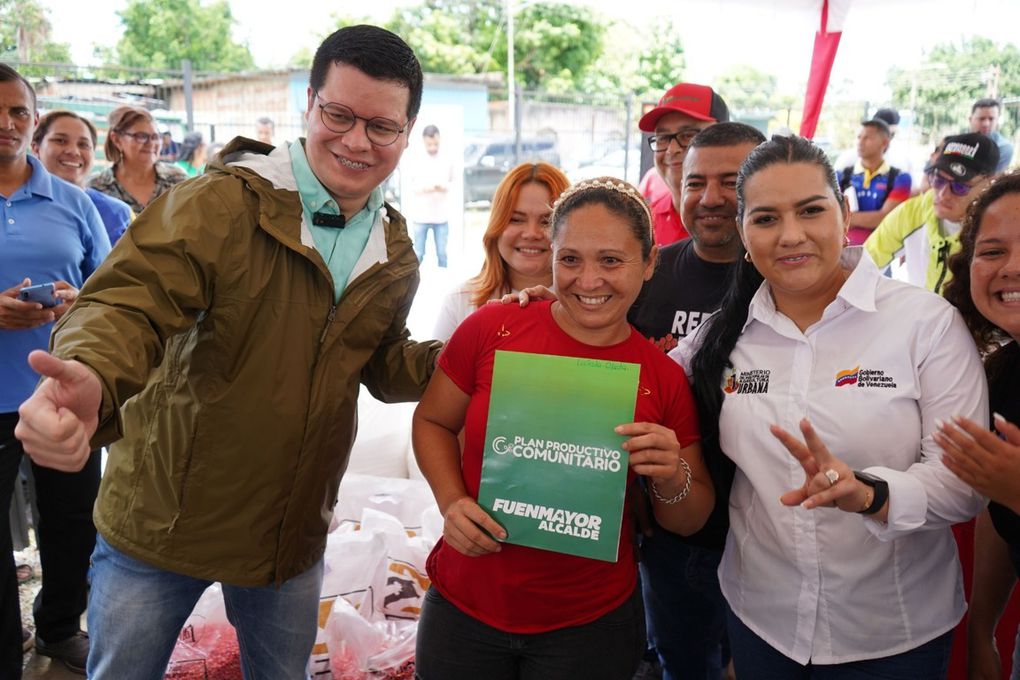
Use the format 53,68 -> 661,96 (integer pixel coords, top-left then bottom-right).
928,172 -> 974,197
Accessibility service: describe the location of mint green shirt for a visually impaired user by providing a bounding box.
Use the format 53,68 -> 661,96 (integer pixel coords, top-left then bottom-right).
289,139 -> 380,301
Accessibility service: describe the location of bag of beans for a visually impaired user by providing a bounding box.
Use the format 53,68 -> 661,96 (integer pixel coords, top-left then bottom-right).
164,585 -> 241,680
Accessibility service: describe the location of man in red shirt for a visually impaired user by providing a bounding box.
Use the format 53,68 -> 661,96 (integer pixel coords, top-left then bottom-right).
639,83 -> 730,246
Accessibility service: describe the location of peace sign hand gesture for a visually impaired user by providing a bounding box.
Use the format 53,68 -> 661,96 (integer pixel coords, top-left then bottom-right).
772,418 -> 873,514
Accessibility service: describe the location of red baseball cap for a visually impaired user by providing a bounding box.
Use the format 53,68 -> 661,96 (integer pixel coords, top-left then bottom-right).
639,83 -> 730,132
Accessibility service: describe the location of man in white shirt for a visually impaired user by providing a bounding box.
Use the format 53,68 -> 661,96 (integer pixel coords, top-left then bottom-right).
408,125 -> 454,267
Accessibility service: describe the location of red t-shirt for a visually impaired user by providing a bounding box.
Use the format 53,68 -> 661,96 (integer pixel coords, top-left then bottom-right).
426,300 -> 699,633
651,191 -> 689,246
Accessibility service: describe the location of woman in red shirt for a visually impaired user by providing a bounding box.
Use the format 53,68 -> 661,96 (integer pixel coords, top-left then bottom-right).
412,177 -> 714,679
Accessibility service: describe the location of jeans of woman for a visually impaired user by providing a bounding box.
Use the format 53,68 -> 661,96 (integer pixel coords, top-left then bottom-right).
727,608 -> 953,680
414,585 -> 646,680
86,533 -> 323,680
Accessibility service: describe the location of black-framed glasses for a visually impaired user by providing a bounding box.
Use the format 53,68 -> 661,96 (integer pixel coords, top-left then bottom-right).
647,129 -> 700,152
928,172 -> 973,197
315,94 -> 408,147
118,131 -> 161,144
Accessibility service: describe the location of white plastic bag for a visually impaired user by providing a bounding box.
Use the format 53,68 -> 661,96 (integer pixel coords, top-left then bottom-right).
164,584 -> 242,680
326,596 -> 417,680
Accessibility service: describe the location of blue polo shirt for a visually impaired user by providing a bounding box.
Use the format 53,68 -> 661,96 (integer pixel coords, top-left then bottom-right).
86,187 -> 133,245
0,155 -> 111,412
289,139 -> 379,302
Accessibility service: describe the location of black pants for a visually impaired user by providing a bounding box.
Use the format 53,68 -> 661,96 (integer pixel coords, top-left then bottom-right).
1,411 -> 100,678
415,586 -> 646,680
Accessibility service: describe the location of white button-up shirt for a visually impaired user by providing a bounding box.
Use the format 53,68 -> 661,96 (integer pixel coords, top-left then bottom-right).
671,248 -> 988,664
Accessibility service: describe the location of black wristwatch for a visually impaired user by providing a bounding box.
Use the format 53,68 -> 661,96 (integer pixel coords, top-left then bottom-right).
853,471 -> 889,516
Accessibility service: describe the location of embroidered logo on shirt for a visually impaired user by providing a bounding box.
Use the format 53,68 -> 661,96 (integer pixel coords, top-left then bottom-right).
834,366 -> 897,389
496,324 -> 511,337
723,369 -> 770,394
834,366 -> 860,387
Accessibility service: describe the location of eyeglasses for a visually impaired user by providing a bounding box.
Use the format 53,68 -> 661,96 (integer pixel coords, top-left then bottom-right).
647,129 -> 700,152
928,172 -> 974,197
118,131 -> 161,144
315,94 -> 407,147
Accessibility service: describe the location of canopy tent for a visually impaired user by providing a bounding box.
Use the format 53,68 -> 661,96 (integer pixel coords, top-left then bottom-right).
800,0 -> 851,138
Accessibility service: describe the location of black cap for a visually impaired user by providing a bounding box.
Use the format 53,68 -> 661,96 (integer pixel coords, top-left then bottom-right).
932,133 -> 999,181
873,108 -> 900,127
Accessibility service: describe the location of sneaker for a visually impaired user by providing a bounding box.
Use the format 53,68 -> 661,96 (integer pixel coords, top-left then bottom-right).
35,630 -> 88,675
22,628 -> 33,653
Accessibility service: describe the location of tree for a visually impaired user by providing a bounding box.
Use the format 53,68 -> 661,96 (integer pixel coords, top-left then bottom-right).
385,0 -> 503,75
888,37 -> 1020,136
0,0 -> 72,65
633,19 -> 685,97
378,0 -> 607,93
113,0 -> 255,73
502,3 -> 605,92
715,65 -> 779,112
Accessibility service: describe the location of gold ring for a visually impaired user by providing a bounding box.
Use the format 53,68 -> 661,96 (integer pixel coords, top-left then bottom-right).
824,469 -> 839,486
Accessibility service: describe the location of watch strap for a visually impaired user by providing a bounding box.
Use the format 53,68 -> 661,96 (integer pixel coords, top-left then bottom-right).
853,471 -> 889,515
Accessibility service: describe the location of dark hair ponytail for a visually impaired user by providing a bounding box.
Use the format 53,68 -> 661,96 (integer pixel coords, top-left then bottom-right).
691,256 -> 762,418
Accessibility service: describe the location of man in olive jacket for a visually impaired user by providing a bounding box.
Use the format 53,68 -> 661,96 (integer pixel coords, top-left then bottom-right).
16,25 -> 442,679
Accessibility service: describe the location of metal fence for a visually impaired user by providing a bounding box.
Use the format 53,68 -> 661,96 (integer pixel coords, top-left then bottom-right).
14,59 -> 791,167
16,60 -> 306,163
18,58 -> 985,194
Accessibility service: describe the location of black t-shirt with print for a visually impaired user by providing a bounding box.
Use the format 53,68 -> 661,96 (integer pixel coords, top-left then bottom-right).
628,237 -> 737,550
629,238 -> 735,354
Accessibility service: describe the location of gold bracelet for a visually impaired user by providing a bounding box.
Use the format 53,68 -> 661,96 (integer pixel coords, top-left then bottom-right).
648,458 -> 692,505
860,487 -> 874,513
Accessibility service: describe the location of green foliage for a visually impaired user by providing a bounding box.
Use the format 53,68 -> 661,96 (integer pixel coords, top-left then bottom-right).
0,0 -> 72,70
287,46 -> 315,70
633,19 -> 685,97
385,0 -> 502,74
508,4 -> 605,92
326,1 -> 683,97
888,37 -> 1020,136
367,0 -> 610,93
715,65 -> 779,112
113,0 -> 255,74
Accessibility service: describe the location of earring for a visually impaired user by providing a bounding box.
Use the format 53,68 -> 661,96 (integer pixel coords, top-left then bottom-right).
744,252 -> 752,262
843,235 -> 850,247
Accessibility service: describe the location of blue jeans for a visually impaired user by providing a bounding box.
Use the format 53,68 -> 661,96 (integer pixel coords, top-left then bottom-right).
413,221 -> 449,267
87,534 -> 323,680
415,586 -> 646,680
726,608 -> 953,679
639,529 -> 727,680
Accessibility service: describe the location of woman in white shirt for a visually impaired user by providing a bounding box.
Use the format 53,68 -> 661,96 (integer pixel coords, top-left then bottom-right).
674,135 -> 988,678
432,162 -> 568,341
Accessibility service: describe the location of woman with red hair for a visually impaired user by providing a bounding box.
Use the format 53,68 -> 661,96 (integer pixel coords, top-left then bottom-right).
433,162 -> 569,341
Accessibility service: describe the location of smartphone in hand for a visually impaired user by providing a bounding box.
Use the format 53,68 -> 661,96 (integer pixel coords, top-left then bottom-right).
18,282 -> 58,308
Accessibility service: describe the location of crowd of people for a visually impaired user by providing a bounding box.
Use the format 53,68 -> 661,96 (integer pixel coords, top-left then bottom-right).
2,20 -> 1019,680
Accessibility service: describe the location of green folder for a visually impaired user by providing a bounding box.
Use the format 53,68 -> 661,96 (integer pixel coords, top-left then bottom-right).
478,350 -> 640,562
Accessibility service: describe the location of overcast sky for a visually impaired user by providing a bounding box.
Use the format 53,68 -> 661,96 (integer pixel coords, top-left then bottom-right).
44,0 -> 1020,100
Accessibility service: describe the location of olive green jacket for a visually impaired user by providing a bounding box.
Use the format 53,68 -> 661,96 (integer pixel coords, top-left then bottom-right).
52,138 -> 441,585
